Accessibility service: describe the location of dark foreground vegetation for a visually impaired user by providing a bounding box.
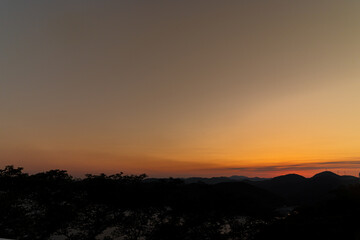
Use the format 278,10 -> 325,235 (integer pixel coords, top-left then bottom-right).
0,166 -> 360,240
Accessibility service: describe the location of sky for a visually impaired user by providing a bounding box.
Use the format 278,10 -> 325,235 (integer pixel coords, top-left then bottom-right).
2,1 -> 360,177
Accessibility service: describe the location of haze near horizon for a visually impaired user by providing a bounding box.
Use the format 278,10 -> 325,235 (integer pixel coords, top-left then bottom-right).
2,1 -> 360,177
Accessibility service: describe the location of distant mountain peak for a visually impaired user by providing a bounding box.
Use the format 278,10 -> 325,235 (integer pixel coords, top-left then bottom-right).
311,171 -> 340,179
272,173 -> 306,181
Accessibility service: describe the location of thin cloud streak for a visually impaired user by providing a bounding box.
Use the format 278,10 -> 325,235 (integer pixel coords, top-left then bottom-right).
213,160 -> 360,172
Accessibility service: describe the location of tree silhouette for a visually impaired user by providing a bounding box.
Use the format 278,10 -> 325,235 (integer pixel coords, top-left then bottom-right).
0,165 -> 358,240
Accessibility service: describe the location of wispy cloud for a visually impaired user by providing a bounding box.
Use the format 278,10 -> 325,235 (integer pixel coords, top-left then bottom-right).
208,158 -> 360,173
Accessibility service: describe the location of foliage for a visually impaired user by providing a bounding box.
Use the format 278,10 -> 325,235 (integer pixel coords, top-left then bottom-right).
1,165 -> 358,240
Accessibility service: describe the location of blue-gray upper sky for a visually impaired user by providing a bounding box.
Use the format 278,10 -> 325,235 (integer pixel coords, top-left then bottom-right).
2,1 -> 360,177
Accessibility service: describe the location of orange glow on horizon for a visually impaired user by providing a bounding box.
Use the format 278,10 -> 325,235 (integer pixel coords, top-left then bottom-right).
2,1 -> 360,178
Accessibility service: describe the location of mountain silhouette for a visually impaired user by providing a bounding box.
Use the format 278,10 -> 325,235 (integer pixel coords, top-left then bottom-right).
249,171 -> 359,204
1,166 -> 359,240
145,175 -> 268,184
146,171 -> 359,205
311,170 -> 340,179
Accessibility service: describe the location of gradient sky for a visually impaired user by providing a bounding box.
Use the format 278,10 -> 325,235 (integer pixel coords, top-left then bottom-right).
2,1 -> 360,177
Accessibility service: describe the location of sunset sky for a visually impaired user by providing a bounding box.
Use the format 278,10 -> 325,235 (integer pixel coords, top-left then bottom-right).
2,1 -> 360,177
